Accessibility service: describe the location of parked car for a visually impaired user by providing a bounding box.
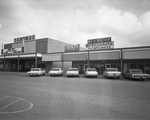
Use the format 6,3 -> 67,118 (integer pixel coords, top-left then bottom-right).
66,68 -> 79,77
85,68 -> 98,78
27,68 -> 45,76
103,68 -> 121,79
48,68 -> 63,76
122,69 -> 149,80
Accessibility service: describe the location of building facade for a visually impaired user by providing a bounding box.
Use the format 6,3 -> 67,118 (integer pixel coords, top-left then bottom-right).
0,37 -> 70,72
0,36 -> 150,74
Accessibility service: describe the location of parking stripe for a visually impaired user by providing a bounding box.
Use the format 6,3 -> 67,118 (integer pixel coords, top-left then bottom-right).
0,96 -> 33,114
0,96 -> 9,101
0,98 -> 21,111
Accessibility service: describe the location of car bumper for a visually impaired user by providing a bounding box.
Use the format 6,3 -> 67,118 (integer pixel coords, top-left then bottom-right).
132,76 -> 149,80
28,73 -> 40,76
49,73 -> 62,76
106,74 -> 121,78
85,74 -> 98,77
66,73 -> 79,77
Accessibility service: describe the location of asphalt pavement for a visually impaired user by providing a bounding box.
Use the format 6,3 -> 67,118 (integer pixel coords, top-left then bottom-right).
0,72 -> 150,120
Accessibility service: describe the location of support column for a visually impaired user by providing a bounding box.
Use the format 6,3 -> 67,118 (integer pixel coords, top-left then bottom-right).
120,49 -> 123,73
35,53 -> 37,68
61,52 -> 64,70
18,55 -> 20,72
3,55 -> 5,71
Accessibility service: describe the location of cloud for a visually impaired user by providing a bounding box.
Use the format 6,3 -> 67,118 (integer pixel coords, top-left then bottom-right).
1,0 -> 150,49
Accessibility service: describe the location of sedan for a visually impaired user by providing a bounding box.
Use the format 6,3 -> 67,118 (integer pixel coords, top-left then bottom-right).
122,69 -> 149,80
66,68 -> 79,77
85,68 -> 98,78
103,68 -> 121,79
48,68 -> 63,76
27,68 -> 44,77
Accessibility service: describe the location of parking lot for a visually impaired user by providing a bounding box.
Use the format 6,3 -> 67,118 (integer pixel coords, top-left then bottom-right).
0,72 -> 150,120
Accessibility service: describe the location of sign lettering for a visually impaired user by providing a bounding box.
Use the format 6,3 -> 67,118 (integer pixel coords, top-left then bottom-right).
14,35 -> 35,43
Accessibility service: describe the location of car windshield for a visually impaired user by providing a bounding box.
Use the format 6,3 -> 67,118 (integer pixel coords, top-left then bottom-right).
51,68 -> 60,71
107,68 -> 118,71
68,68 -> 78,71
31,68 -> 40,71
87,68 -> 96,71
131,70 -> 143,74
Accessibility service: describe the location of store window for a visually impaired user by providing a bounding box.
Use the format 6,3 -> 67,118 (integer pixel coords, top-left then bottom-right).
130,63 -> 136,69
12,64 -> 16,69
105,64 -> 111,68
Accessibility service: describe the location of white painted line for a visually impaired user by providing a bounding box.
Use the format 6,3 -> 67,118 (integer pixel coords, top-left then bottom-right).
0,96 -> 9,101
1,99 -> 34,114
0,96 -> 33,114
0,98 -> 21,111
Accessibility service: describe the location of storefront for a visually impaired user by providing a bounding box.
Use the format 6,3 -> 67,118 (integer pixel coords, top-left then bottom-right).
1,36 -> 150,74
0,36 -> 69,72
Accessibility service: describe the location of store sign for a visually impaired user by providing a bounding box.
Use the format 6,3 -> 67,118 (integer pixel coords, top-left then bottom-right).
87,37 -> 111,44
86,41 -> 114,50
86,37 -> 114,50
65,44 -> 80,52
14,35 -> 35,43
2,47 -> 23,55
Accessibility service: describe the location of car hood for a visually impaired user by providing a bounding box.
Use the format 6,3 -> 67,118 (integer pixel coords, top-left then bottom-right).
49,71 -> 61,73
132,73 -> 149,76
86,71 -> 98,74
27,71 -> 40,73
67,71 -> 78,74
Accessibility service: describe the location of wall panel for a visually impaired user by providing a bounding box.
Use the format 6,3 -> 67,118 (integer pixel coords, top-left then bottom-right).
12,43 -> 23,48
123,49 -> 150,59
24,41 -> 36,53
36,39 -> 48,53
63,53 -> 87,61
42,54 -> 62,61
90,51 -> 120,60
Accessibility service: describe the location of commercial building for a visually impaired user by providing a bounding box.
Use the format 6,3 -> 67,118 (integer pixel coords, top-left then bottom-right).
0,36 -> 150,74
0,36 -> 71,72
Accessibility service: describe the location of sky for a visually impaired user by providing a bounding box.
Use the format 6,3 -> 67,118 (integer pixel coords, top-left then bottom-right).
0,0 -> 150,50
